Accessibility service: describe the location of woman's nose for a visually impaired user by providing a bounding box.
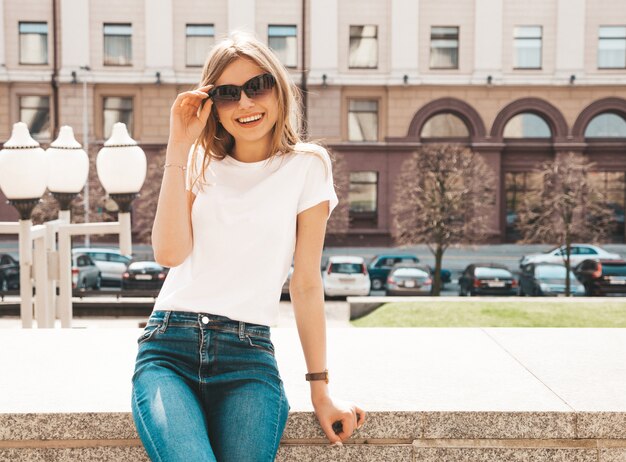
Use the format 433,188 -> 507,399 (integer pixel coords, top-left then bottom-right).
238,92 -> 255,109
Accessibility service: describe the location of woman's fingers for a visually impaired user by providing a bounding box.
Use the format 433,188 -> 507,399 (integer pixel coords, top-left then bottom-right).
355,407 -> 366,429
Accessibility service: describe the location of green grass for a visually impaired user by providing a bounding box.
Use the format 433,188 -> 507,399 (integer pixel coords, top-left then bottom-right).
350,300 -> 626,327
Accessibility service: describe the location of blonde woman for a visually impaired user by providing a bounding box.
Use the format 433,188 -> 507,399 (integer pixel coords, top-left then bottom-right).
130,31 -> 366,461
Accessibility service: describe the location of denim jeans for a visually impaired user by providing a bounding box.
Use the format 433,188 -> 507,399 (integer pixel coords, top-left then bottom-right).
131,310 -> 290,462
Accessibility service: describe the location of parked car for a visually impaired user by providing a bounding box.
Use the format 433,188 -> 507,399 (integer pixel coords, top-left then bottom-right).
574,259 -> 626,296
367,254 -> 420,291
0,253 -> 20,291
519,244 -> 620,268
72,253 -> 101,290
385,263 -> 433,296
122,261 -> 168,290
323,256 -> 370,298
519,262 -> 584,296
458,264 -> 518,296
72,247 -> 132,286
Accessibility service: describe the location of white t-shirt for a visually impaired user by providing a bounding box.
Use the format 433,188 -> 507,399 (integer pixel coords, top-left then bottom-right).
152,142 -> 339,326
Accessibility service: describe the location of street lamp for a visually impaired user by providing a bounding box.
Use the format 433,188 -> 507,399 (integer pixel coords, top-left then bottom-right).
0,122 -> 47,327
0,122 -> 146,328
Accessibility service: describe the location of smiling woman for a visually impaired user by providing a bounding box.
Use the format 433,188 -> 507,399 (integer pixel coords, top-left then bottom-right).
131,30 -> 364,462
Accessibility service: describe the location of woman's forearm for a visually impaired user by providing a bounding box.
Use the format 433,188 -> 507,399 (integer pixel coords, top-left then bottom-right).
290,282 -> 331,403
151,142 -> 194,267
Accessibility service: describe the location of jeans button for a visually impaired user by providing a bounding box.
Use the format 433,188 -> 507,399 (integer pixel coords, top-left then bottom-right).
201,316 -> 209,324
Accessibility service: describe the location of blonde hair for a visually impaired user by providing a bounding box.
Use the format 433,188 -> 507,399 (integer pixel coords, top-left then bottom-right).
188,30 -> 331,193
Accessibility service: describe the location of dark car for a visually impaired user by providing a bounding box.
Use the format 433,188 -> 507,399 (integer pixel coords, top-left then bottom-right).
386,263 -> 433,296
122,261 -> 169,290
458,263 -> 518,296
519,262 -> 585,296
574,259 -> 626,296
0,253 -> 20,291
367,254 -> 451,291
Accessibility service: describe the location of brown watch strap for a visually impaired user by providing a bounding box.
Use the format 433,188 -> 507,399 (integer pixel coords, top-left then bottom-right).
305,369 -> 329,384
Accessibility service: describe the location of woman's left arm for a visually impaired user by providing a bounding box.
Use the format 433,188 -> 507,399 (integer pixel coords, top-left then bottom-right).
289,200 -> 366,446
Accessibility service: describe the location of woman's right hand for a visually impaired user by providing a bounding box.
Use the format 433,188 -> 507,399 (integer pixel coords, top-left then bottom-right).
168,84 -> 214,148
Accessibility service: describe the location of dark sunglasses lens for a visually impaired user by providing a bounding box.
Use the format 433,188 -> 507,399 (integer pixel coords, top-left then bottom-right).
212,85 -> 240,102
244,74 -> 275,97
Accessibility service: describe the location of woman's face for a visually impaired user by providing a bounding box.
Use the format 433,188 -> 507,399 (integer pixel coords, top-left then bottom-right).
212,57 -> 279,151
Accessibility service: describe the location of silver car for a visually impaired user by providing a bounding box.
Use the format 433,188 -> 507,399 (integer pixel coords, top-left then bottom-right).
72,253 -> 101,290
72,248 -> 132,286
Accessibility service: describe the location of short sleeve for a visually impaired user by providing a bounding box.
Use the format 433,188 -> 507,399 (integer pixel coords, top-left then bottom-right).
296,148 -> 339,220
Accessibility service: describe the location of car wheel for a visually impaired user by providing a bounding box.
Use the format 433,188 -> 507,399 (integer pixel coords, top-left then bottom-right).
371,279 -> 384,291
80,279 -> 87,290
94,274 -> 101,290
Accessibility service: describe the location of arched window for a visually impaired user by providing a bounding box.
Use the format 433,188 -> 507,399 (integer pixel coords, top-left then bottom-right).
503,113 -> 551,138
584,113 -> 626,138
421,113 -> 469,137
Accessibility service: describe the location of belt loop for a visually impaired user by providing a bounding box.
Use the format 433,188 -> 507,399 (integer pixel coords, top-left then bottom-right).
159,310 -> 171,333
238,320 -> 246,340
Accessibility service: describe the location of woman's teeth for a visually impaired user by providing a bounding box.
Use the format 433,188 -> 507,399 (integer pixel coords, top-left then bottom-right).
237,114 -> 263,124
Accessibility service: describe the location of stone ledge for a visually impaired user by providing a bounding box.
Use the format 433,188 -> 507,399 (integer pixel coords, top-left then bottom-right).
2,411 -> 626,442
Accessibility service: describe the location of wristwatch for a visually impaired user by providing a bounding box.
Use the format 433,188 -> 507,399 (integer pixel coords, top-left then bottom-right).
305,369 -> 329,384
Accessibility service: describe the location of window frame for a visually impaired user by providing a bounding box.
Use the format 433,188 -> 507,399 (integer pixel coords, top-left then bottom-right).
347,99 -> 379,142
348,24 -> 378,69
429,25 -> 460,70
103,23 -> 133,67
268,24 -> 298,69
18,21 -> 49,65
185,23 -> 215,68
18,94 -> 51,140
513,25 -> 543,70
598,25 -> 626,69
348,170 -> 378,227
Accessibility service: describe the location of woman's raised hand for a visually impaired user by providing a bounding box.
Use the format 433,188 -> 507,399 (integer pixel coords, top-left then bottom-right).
169,84 -> 214,147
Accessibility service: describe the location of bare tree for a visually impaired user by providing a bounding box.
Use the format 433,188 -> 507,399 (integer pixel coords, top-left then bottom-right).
391,143 -> 497,295
326,150 -> 350,239
516,152 -> 613,296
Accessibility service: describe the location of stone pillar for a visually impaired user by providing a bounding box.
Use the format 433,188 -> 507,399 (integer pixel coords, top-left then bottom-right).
473,0 -> 503,84
145,0 -> 174,79
228,0 -> 255,35
309,0 -> 338,83
390,0 -> 419,83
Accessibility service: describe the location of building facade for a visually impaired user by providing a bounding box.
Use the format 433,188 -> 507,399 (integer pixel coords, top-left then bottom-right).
2,0 -> 626,245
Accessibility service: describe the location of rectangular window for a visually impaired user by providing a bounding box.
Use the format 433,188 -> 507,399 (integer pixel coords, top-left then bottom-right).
598,26 -> 626,69
103,97 -> 133,138
186,24 -> 214,67
349,25 -> 378,69
19,22 -> 48,64
19,96 -> 50,139
348,100 -> 378,141
514,26 -> 542,69
104,23 -> 132,66
268,25 -> 297,68
430,26 -> 459,69
349,172 -> 378,227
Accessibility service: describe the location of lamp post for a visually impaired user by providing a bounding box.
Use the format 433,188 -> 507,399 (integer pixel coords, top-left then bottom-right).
0,122 -> 146,328
0,122 -> 47,327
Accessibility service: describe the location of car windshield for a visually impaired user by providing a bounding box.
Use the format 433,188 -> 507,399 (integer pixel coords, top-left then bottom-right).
602,264 -> 626,276
536,265 -> 576,279
330,263 -> 363,274
475,267 -> 511,278
392,268 -> 429,278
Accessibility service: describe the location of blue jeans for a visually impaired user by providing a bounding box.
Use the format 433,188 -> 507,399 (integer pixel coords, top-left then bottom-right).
131,310 -> 290,462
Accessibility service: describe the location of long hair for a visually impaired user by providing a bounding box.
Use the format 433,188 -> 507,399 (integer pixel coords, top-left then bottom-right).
188,30 -> 331,193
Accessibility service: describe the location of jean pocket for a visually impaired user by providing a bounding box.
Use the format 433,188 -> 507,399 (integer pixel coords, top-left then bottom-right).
137,324 -> 161,345
243,334 -> 275,356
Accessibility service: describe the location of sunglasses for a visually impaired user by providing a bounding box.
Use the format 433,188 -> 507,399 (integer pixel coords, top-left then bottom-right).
208,73 -> 276,107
